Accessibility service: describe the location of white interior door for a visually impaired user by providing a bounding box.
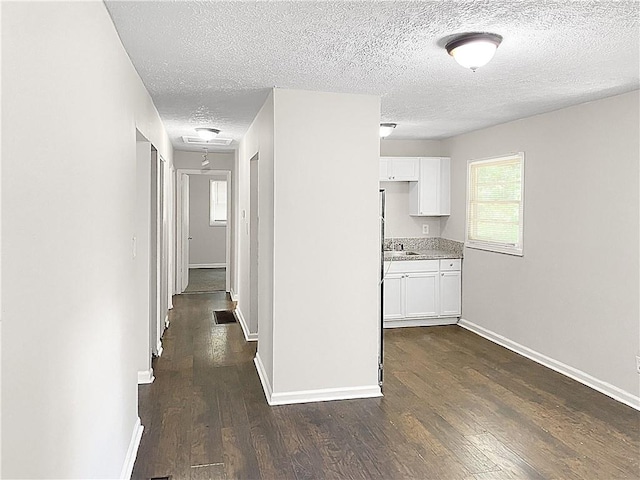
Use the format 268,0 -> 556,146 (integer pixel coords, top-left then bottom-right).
181,173 -> 190,292
150,149 -> 159,356
249,155 -> 259,333
159,158 -> 169,334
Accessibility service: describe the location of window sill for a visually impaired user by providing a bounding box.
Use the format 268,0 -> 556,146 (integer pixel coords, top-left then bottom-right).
465,242 -> 523,257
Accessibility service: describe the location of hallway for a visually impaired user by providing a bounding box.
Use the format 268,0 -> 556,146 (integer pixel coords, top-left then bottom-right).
184,268 -> 227,293
133,294 -> 640,480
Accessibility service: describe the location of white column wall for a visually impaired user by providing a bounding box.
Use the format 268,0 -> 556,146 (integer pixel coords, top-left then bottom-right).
270,89 -> 381,400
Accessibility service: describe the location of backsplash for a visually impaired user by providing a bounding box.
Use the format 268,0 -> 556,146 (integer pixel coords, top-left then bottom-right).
384,237 -> 464,257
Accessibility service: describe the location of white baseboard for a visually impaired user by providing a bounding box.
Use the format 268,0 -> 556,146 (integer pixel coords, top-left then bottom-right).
254,355 -> 382,406
189,263 -> 225,269
384,317 -> 458,328
235,307 -> 257,342
230,289 -> 238,302
137,369 -> 154,384
458,318 -> 640,411
120,417 -> 143,480
254,353 -> 273,403
271,384 -> 382,406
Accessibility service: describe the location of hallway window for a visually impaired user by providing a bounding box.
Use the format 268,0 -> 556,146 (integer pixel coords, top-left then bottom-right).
210,179 -> 227,226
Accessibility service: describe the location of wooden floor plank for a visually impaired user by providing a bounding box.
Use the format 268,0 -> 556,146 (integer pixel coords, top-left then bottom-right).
190,464 -> 227,480
133,297 -> 640,480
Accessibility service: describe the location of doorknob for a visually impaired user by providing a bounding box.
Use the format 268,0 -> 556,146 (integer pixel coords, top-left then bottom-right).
188,237 -> 193,240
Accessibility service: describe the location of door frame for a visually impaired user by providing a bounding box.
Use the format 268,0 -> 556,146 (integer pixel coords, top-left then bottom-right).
176,168 -> 232,294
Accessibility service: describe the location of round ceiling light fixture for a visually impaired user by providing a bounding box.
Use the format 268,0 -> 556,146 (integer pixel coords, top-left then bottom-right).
195,127 -> 221,141
445,32 -> 503,71
380,123 -> 397,138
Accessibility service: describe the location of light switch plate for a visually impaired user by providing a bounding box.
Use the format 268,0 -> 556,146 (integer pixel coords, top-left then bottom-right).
636,355 -> 640,374
422,224 -> 429,235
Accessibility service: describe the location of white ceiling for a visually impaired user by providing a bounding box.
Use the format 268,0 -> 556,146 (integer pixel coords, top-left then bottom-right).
105,1 -> 639,152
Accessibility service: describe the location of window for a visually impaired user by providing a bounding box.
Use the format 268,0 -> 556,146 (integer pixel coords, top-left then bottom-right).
466,153 -> 524,256
209,179 -> 227,226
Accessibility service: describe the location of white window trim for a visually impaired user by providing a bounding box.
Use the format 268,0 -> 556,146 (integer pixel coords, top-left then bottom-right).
209,179 -> 228,227
465,152 -> 525,257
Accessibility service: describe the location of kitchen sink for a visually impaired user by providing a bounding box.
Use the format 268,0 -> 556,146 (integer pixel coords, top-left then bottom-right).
385,251 -> 420,257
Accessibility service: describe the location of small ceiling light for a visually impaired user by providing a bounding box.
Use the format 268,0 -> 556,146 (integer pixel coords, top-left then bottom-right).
201,149 -> 210,167
380,123 -> 397,138
195,127 -> 220,141
445,33 -> 502,71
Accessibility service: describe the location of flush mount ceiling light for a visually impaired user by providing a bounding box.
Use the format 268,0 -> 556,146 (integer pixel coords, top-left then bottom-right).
195,127 -> 220,141
380,123 -> 397,138
445,32 -> 503,71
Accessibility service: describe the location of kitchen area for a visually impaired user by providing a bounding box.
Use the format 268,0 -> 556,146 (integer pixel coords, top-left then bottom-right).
380,154 -> 463,329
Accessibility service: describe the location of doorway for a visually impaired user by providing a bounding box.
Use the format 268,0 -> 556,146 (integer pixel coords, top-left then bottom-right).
176,169 -> 232,295
135,130 -> 173,382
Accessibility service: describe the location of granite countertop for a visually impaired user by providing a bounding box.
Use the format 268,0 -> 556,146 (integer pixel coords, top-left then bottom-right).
384,248 -> 462,261
383,237 -> 464,262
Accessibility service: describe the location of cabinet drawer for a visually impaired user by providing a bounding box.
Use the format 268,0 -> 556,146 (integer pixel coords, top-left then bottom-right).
385,259 -> 439,273
439,258 -> 461,271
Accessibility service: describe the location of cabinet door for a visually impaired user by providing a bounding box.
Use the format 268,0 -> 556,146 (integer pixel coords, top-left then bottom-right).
409,157 -> 450,216
405,272 -> 438,318
383,273 -> 404,319
391,158 -> 419,181
379,158 -> 391,181
410,158 -> 439,215
440,271 -> 461,316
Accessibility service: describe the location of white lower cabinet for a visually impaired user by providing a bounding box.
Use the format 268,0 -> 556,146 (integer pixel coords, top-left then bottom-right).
383,258 -> 461,327
440,271 -> 461,316
382,273 -> 404,319
404,272 -> 438,317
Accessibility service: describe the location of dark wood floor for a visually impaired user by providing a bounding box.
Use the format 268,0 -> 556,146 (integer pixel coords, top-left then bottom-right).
133,293 -> 640,480
184,268 -> 227,293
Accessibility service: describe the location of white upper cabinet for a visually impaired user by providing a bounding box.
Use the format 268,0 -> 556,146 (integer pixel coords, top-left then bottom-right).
409,157 -> 450,216
379,157 -> 419,182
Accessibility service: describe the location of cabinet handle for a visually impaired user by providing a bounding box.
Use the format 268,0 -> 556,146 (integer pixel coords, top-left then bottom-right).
441,273 -> 444,276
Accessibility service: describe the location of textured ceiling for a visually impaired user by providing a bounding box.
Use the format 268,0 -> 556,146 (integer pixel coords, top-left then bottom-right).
105,1 -> 640,152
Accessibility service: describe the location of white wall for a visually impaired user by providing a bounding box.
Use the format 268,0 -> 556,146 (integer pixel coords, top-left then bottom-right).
269,89 -> 381,400
237,92 -> 274,348
173,150 -> 234,171
2,2 -> 173,478
441,90 -> 640,407
380,139 -> 443,157
188,174 -> 227,266
379,140 -> 447,238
